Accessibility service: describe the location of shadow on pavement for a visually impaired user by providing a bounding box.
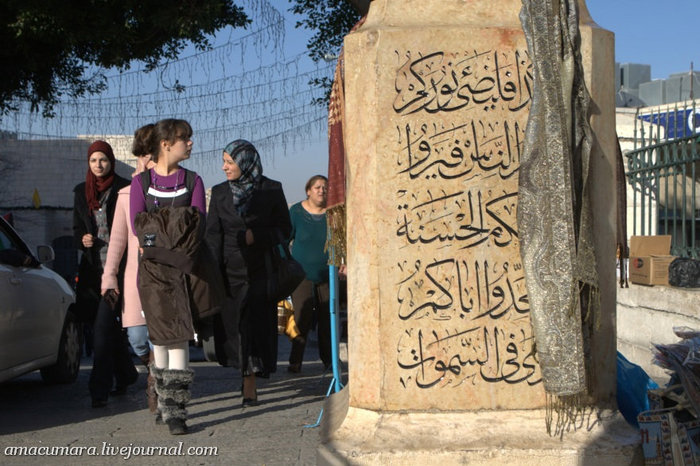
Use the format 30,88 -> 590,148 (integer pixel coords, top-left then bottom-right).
0,336 -> 346,438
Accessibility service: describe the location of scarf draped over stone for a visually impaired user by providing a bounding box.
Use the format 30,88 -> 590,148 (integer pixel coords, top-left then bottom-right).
518,0 -> 599,403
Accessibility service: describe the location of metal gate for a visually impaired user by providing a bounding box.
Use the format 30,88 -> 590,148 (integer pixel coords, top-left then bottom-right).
626,101 -> 700,258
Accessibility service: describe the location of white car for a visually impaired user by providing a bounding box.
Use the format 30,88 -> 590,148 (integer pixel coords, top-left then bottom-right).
0,216 -> 80,384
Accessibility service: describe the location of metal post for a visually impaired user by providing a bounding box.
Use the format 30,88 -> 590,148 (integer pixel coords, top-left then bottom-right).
305,247 -> 344,428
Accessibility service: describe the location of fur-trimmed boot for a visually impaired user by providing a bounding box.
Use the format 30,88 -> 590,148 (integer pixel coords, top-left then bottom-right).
142,352 -> 158,413
150,364 -> 165,425
156,367 -> 194,435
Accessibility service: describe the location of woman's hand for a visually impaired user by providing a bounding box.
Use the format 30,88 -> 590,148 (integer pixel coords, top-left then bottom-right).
102,289 -> 120,309
82,233 -> 94,248
245,229 -> 254,245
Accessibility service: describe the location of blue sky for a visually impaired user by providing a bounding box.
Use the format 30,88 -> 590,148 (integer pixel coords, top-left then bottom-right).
270,1 -> 700,204
2,2 -> 698,205
587,0 -> 699,79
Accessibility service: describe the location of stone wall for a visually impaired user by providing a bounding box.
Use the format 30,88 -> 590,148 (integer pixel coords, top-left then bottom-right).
617,284 -> 700,384
0,137 -> 136,247
615,103 -> 700,386
0,137 -> 135,211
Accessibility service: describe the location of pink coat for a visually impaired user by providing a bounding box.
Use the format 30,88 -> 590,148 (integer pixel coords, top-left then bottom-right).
101,185 -> 147,328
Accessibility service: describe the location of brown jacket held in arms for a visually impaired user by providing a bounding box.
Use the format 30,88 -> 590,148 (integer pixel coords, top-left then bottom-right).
134,206 -> 225,346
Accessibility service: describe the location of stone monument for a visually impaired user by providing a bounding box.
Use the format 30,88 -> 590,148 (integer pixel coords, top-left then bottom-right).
319,0 -> 641,464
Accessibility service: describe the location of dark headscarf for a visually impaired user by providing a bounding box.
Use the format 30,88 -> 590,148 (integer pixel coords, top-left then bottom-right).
224,139 -> 262,214
85,140 -> 116,210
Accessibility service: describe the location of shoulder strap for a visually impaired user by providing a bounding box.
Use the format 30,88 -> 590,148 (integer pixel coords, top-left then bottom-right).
139,170 -> 151,197
184,169 -> 196,193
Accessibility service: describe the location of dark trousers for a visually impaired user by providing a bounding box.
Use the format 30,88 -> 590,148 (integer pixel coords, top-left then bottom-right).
88,298 -> 137,400
240,278 -> 278,377
289,279 -> 330,367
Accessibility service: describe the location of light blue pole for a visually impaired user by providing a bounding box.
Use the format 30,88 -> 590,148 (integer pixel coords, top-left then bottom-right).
328,263 -> 343,393
305,245 -> 344,428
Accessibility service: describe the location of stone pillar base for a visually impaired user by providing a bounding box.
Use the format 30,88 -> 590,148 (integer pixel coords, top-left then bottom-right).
318,404 -> 642,465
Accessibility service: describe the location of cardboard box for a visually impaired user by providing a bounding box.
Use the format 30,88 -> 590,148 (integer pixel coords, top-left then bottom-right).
629,235 -> 676,286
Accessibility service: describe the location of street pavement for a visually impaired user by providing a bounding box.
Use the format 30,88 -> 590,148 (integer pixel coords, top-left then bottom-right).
0,335 -> 342,465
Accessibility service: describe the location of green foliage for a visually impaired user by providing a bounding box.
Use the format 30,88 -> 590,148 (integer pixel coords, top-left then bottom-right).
0,0 -> 250,116
288,0 -> 361,105
289,0 -> 360,62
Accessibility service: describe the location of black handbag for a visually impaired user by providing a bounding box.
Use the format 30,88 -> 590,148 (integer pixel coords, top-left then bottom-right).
668,257 -> 700,288
266,241 -> 306,303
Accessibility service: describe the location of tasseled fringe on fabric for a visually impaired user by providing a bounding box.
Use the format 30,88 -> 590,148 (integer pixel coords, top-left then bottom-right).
580,282 -> 600,332
544,283 -> 600,439
616,243 -> 629,288
545,393 -> 599,439
325,203 -> 346,266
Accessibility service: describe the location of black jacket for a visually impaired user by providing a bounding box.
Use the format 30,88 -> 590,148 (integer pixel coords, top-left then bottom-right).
205,177 -> 291,370
206,177 -> 292,286
72,175 -> 130,322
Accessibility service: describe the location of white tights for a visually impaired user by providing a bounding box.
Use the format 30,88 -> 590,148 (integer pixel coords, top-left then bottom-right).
153,342 -> 189,370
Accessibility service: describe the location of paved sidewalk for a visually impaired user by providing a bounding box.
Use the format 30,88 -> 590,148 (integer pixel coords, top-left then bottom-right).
0,336 -> 341,465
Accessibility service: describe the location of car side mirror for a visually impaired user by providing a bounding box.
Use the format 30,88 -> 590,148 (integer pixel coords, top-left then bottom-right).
36,245 -> 55,263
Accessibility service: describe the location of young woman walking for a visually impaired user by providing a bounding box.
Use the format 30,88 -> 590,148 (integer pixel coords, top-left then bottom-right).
206,139 -> 291,406
287,175 -> 331,373
73,140 -> 134,407
129,119 -> 206,434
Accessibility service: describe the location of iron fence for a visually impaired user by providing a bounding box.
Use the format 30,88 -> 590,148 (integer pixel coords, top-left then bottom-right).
626,100 -> 700,258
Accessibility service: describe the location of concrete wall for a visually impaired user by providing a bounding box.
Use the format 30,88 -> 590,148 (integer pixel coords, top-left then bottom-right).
0,137 -> 136,246
617,284 -> 700,385
0,136 -> 136,209
0,136 -> 137,281
615,104 -> 699,387
0,135 -> 214,268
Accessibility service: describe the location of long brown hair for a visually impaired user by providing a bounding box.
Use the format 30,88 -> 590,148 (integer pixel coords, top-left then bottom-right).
148,119 -> 192,163
132,123 -> 154,157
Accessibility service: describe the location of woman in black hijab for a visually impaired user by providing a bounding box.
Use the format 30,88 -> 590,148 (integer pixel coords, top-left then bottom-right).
206,140 -> 291,406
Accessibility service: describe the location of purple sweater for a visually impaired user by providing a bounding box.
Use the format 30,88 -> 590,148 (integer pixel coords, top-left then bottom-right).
129,168 -> 206,235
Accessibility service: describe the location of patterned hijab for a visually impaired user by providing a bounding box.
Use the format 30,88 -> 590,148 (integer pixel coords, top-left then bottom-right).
224,139 -> 262,214
85,140 -> 116,211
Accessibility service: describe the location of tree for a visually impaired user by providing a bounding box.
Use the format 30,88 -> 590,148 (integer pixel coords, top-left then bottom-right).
289,0 -> 363,63
0,1 -> 250,116
288,0 -> 362,105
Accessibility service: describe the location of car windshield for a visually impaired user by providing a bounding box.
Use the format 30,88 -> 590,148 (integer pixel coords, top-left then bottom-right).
0,218 -> 38,267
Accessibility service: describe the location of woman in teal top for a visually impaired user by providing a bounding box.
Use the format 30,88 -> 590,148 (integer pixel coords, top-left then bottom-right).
287,175 -> 330,373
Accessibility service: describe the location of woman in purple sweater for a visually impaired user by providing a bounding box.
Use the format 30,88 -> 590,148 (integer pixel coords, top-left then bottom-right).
129,119 -> 206,435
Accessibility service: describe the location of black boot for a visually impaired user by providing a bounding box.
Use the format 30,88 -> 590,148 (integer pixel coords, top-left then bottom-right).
151,364 -> 165,425
156,368 -> 194,435
143,353 -> 157,413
